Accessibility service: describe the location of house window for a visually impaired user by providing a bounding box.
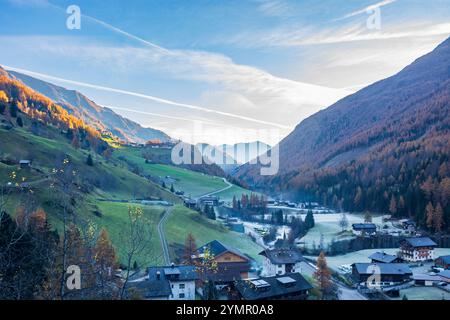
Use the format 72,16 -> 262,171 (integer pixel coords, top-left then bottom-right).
179,284 -> 185,289
179,293 -> 185,299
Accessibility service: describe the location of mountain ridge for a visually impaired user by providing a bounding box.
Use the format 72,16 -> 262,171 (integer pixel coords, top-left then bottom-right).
234,36 -> 450,230
6,69 -> 171,144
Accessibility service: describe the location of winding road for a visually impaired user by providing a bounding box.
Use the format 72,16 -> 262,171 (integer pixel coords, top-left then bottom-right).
197,177 -> 233,198
157,208 -> 172,265
156,178 -> 233,265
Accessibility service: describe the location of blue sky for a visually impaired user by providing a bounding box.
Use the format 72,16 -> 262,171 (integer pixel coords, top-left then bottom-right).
1,0 -> 450,145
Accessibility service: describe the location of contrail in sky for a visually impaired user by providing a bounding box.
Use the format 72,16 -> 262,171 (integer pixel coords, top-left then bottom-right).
5,66 -> 292,129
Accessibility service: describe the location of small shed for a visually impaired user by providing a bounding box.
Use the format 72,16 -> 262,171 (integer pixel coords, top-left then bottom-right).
19,160 -> 32,168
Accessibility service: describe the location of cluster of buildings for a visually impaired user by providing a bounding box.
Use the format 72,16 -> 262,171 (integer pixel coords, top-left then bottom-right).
126,240 -> 313,300
126,234 -> 449,300
351,219 -> 418,237
351,236 -> 450,293
183,195 -> 220,210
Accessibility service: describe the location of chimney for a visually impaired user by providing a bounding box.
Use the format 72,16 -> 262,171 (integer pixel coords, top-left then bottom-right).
156,271 -> 161,280
171,263 -> 175,268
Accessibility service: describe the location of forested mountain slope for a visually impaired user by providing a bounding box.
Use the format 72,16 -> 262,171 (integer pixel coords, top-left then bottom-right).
236,37 -> 450,231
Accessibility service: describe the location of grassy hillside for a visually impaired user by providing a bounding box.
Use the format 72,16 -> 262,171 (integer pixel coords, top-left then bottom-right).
0,125 -> 179,265
0,126 -> 264,266
165,205 -> 263,263
114,146 -> 228,197
90,201 -> 166,266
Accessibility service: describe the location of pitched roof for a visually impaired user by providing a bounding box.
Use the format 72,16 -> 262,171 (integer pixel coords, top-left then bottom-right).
352,223 -> 376,230
437,255 -> 450,264
403,237 -> 437,248
126,265 -> 198,299
412,274 -> 442,282
148,265 -> 198,282
439,270 -> 450,279
125,278 -> 172,299
369,252 -> 399,263
235,273 -> 313,300
352,263 -> 412,275
197,240 -> 249,261
259,248 -> 306,264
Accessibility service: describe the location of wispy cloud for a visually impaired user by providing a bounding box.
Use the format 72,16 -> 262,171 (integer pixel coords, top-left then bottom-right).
7,0 -> 49,6
256,0 -> 294,18
289,22 -> 450,46
224,20 -> 450,48
337,0 -> 397,21
4,65 -> 294,129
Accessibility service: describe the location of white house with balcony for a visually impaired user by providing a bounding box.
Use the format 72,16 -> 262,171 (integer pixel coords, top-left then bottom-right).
259,248 -> 307,277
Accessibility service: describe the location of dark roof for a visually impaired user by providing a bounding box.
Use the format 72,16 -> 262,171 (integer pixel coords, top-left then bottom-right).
259,248 -> 306,264
352,223 -> 376,230
126,265 -> 198,299
148,265 -> 198,282
412,274 -> 441,281
199,196 -> 219,201
369,252 -> 399,263
352,263 -> 412,276
403,237 -> 437,248
125,278 -> 172,299
197,240 -> 249,261
235,273 -> 313,300
437,255 -> 450,264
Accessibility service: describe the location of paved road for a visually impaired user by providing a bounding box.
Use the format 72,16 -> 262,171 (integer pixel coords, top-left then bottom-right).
157,208 -> 173,265
301,260 -> 367,300
336,283 -> 367,300
198,178 -> 233,198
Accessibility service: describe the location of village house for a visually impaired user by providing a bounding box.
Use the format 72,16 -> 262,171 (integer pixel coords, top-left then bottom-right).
126,264 -> 198,300
259,248 -> 307,277
400,237 -> 437,262
195,240 -> 251,283
352,263 -> 412,289
352,223 -> 377,236
198,195 -> 220,206
413,274 -> 443,287
19,159 -> 31,168
399,219 -> 416,233
234,273 -> 312,300
435,255 -> 450,270
183,198 -> 197,209
369,252 -> 403,264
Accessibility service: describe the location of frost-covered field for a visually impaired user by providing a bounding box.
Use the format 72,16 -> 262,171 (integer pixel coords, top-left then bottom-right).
307,248 -> 450,273
299,213 -> 385,249
393,287 -> 450,300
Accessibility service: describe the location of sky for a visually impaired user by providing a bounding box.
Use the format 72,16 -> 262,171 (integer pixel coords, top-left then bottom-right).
1,0 -> 450,145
